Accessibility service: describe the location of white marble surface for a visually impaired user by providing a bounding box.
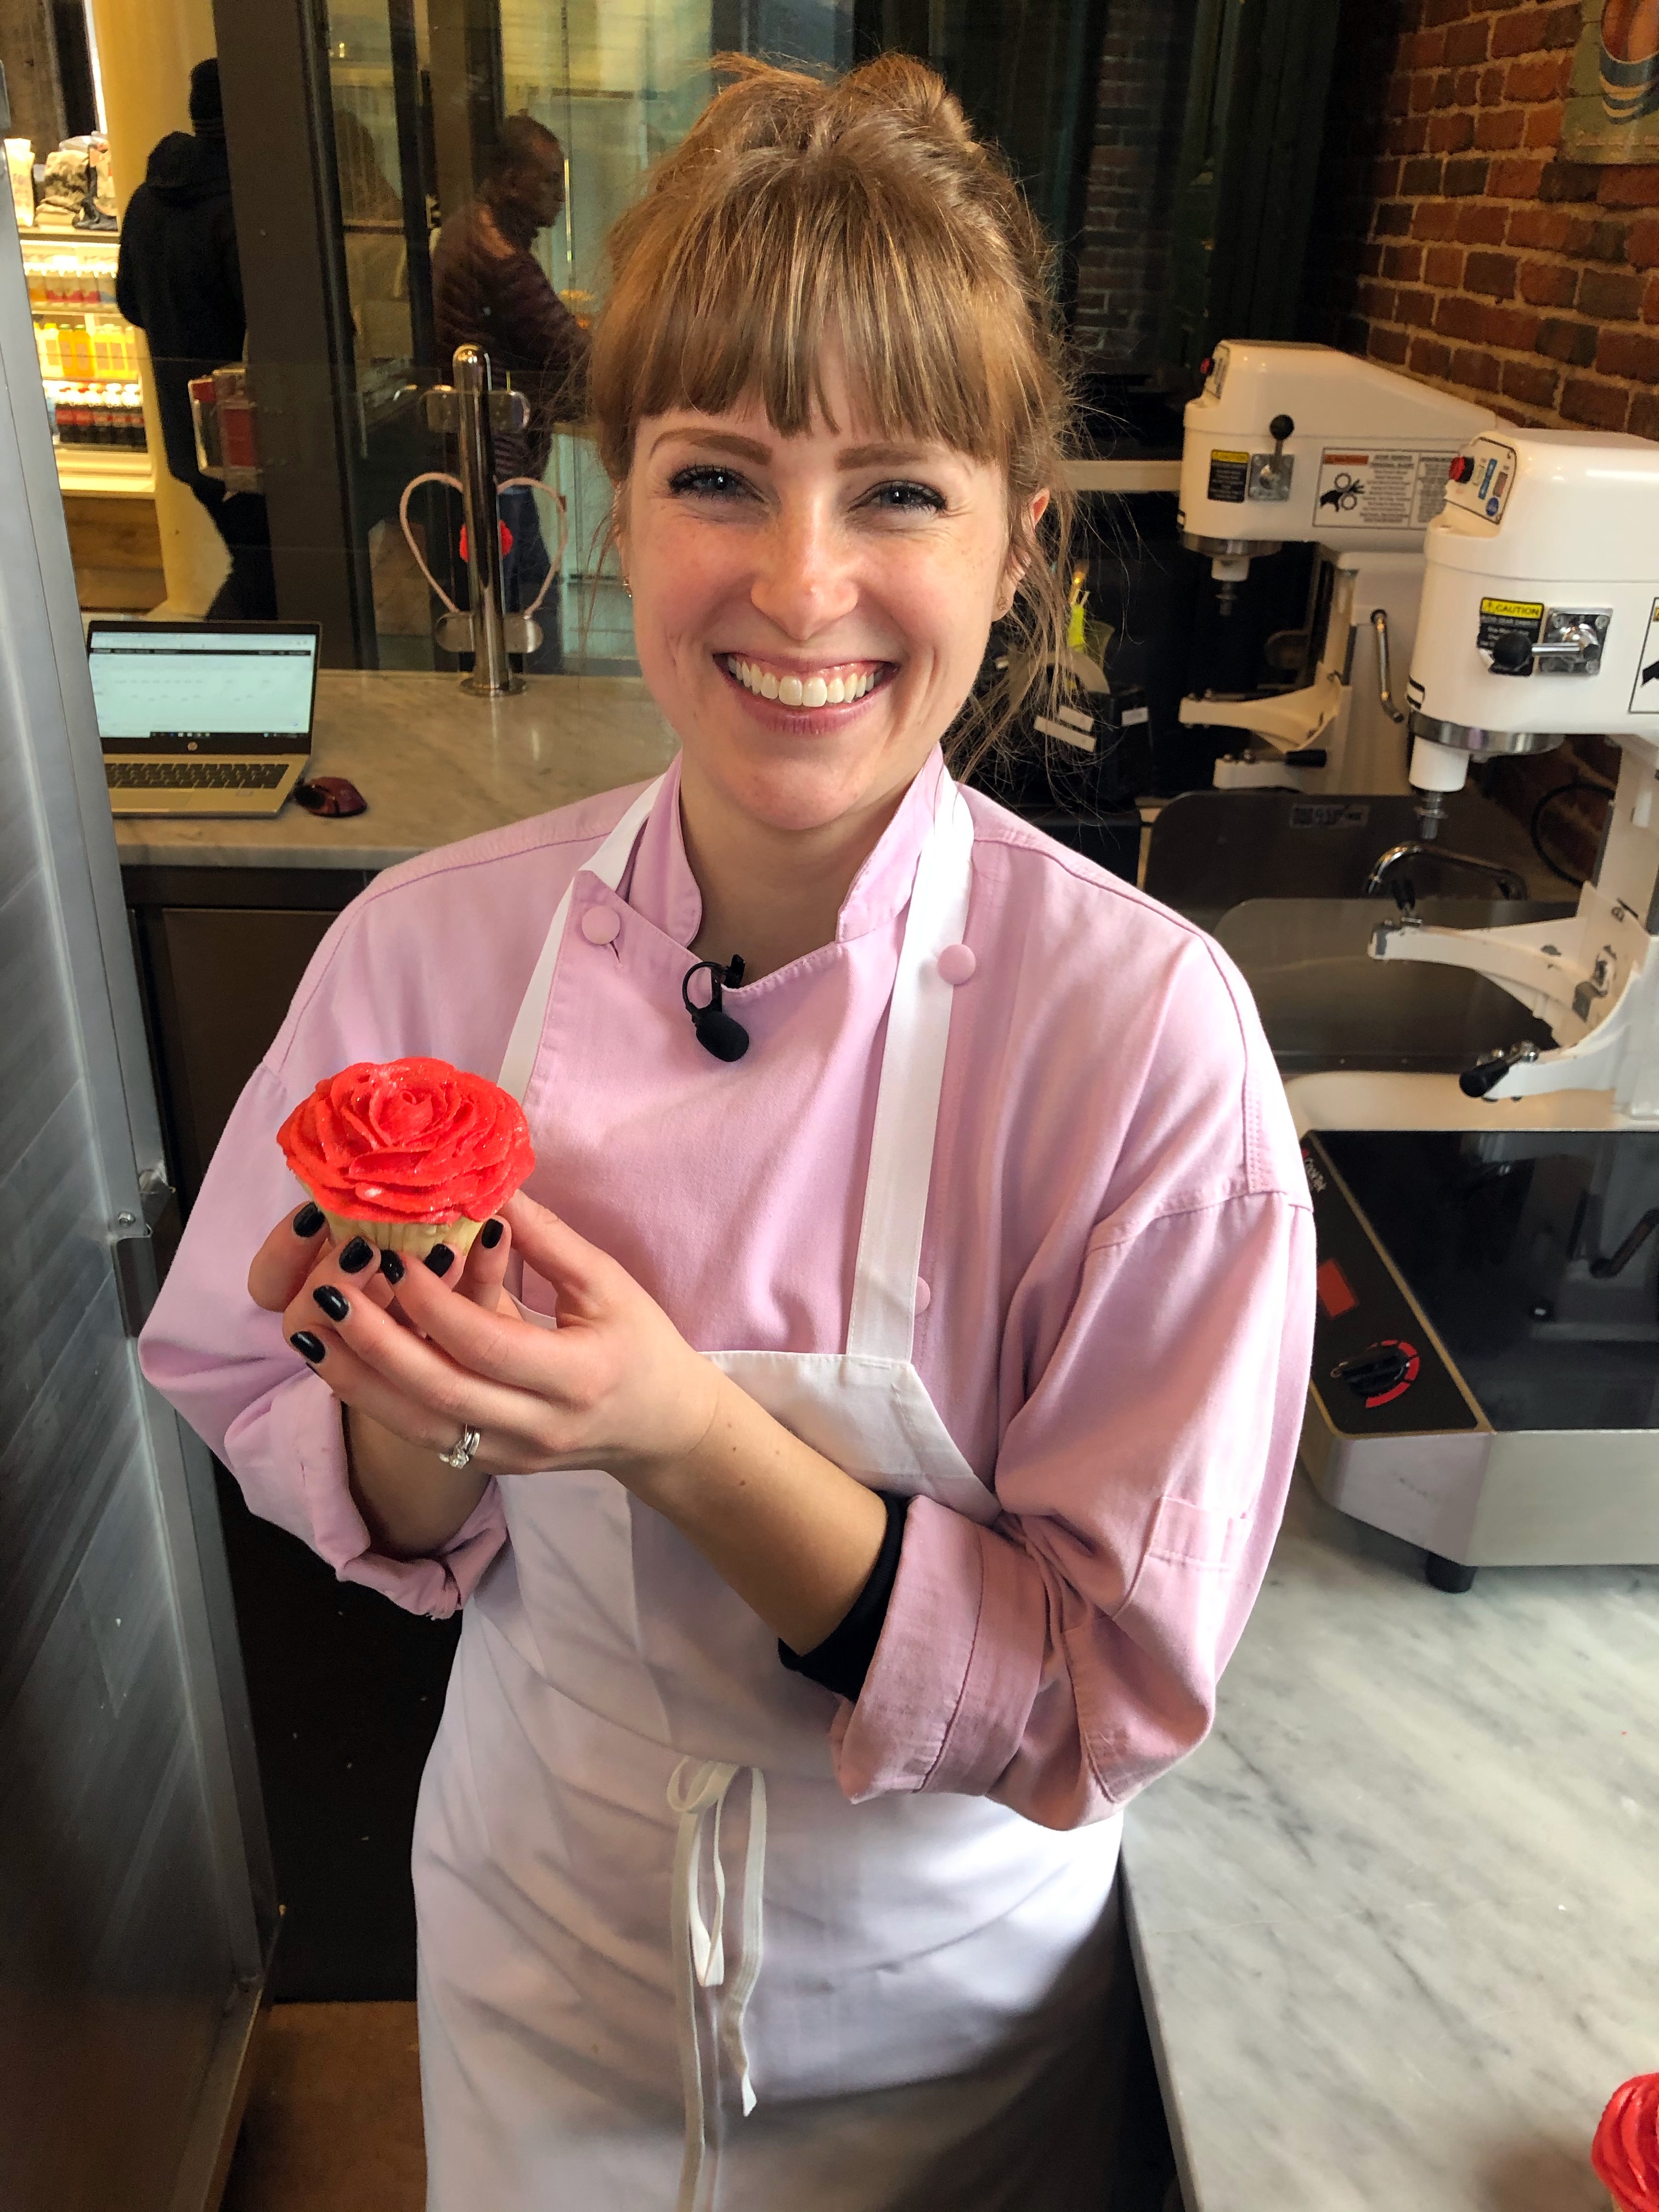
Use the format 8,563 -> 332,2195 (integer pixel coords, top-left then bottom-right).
1124,1473 -> 1657,2212
112,671 -> 679,871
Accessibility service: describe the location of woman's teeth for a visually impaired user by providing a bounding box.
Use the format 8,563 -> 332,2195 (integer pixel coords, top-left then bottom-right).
725,658 -> 879,707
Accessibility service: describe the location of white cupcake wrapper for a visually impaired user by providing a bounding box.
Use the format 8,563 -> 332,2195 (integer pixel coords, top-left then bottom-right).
320,1211 -> 487,1260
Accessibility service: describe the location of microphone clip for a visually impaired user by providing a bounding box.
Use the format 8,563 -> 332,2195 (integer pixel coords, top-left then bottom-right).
681,953 -> 750,1062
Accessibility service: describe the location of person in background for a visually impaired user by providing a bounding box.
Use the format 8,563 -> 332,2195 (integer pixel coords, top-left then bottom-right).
431,113 -> 588,672
115,58 -> 276,621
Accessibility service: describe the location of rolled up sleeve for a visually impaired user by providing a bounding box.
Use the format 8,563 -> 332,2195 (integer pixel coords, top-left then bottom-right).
832,1188 -> 1316,1826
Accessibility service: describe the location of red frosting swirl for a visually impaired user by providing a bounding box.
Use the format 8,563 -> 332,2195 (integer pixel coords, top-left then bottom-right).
278,1057 -> 535,1225
1595,2074 -> 1659,2212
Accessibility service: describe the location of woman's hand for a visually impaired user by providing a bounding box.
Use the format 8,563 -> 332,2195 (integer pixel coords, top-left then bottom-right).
252,1192 -> 723,1492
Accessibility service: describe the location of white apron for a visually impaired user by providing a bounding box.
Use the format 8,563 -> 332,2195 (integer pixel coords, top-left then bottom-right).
413,771 -> 1122,2212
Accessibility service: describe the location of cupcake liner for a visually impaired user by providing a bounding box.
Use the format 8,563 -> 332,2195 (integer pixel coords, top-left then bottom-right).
320,1210 -> 488,1261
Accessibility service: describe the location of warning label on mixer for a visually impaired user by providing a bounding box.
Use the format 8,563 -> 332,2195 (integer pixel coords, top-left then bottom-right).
1477,597 -> 1543,658
1315,448 -> 1460,529
1630,597 -> 1659,714
1207,449 -> 1249,503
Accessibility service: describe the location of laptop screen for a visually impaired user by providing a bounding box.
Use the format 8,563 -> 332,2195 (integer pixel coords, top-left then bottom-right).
87,621 -> 321,754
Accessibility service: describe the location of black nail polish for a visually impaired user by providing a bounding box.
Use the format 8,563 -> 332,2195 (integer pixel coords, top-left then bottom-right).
379,1248 -> 405,1285
480,1218 -> 504,1250
293,1202 -> 325,1237
313,1284 -> 349,1322
291,1330 -> 326,1362
339,1236 -> 375,1273
424,1243 -> 455,1277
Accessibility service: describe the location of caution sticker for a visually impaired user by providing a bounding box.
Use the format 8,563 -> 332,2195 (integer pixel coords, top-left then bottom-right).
1207,449 -> 1249,504
1477,597 -> 1543,657
1630,597 -> 1659,714
1315,448 -> 1463,529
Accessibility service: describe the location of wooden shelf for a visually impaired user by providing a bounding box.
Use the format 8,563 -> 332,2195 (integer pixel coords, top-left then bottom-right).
54,444 -> 153,496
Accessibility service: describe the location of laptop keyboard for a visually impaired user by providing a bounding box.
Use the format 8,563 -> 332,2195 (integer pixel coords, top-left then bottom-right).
105,760 -> 290,791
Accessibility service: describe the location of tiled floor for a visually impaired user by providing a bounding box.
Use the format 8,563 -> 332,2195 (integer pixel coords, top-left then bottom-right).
221,2003 -> 425,2212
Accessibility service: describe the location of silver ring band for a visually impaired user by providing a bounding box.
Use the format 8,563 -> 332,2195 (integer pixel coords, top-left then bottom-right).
437,1424 -> 482,1471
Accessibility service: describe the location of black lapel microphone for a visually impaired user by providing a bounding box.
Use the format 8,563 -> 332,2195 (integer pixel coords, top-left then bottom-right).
681,954 -> 750,1062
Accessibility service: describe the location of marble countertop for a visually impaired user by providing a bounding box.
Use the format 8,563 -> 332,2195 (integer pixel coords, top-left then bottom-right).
1124,1474 -> 1657,2212
112,671 -> 679,871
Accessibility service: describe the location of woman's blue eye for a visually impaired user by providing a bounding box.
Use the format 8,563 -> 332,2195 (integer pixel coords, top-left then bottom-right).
668,465 -> 749,499
865,480 -> 947,513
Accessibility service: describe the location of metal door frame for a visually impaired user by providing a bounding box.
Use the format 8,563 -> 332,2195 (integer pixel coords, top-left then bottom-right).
0,174 -> 277,2212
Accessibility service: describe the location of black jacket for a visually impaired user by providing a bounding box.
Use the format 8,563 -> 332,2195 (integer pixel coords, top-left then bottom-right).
115,127 -> 244,487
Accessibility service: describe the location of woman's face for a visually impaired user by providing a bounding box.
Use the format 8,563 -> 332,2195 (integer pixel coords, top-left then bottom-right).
619,349 -> 1045,836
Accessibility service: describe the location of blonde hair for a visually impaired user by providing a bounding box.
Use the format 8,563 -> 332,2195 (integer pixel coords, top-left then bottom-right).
589,53 -> 1075,751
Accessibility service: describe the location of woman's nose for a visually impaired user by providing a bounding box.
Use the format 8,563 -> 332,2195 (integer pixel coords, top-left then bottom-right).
747,507 -> 859,640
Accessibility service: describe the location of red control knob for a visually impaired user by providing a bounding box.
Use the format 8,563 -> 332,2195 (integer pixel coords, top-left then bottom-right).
1447,454 -> 1475,483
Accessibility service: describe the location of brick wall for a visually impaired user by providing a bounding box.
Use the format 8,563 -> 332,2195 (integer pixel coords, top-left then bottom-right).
1071,0 -> 1197,367
1319,0 -> 1659,436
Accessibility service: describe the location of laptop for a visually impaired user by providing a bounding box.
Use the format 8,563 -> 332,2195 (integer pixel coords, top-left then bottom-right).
89,618 -> 322,817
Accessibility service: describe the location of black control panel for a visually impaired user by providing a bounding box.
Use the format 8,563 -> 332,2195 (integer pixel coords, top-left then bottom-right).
1302,1136 -> 1482,1437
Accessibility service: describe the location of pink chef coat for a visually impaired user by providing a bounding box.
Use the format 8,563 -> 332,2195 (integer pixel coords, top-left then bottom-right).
140,747 -> 1315,1830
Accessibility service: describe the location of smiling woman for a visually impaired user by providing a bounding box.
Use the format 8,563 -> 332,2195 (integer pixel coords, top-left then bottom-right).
139,49 -> 1315,2212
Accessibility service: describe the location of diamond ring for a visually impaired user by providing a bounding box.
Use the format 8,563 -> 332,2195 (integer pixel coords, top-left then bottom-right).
437,1424 -> 482,1471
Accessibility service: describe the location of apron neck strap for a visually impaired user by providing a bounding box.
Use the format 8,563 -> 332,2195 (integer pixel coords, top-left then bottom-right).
844,773 -> 974,1364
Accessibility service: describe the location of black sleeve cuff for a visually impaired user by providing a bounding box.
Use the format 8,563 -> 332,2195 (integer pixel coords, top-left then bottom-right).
778,1491 -> 911,1702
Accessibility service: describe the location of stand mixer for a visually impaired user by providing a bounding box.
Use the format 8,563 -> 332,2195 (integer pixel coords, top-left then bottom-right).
1177,343 -> 1494,795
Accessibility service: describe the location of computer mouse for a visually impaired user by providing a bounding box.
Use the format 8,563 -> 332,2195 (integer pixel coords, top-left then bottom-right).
294,775 -> 368,817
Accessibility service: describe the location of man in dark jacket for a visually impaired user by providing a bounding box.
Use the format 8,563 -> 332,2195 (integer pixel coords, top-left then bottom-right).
116,59 -> 275,619
432,114 -> 588,670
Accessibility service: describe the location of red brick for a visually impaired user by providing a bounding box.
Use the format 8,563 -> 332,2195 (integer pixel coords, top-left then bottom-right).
1500,358 -> 1559,407
1403,155 -> 1446,195
1444,155 -> 1491,195
1491,7 -> 1551,57
1448,345 -> 1502,390
1425,242 -> 1466,286
1408,334 -> 1454,379
1517,258 -> 1578,307
1488,155 -> 1548,198
1628,392 -> 1659,441
1429,109 -> 1476,153
1414,198 -> 1463,240
1396,285 -> 1436,327
1387,74 -> 1414,117
1475,106 -> 1524,149
1523,101 -> 1565,148
1542,0 -> 1584,43
1389,114 -> 1430,155
1536,317 -> 1598,365
1505,52 -> 1568,102
1370,325 -> 1411,366
1477,63 -> 1506,104
1423,0 -> 1470,24
1465,249 -> 1519,296
1433,69 -> 1460,108
1448,16 -> 1489,61
1453,66 -> 1481,105
1538,160 -> 1604,202
1579,266 -> 1646,317
1596,165 -> 1659,208
1455,199 -> 1510,242
1383,240 -> 1424,281
1359,241 -> 1387,276
1507,204 -> 1574,249
1357,279 -> 1397,319
1626,215 -> 1659,268
1596,328 -> 1659,381
1375,199 -> 1415,238
1644,272 -> 1659,322
1372,158 -> 1407,199
1409,27 -> 1448,66
1435,292 -> 1491,340
1482,302 -> 1543,349
1586,216 -> 1629,261
1560,377 -> 1632,431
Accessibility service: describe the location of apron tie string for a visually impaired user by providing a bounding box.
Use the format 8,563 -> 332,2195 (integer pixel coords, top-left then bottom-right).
668,1757 -> 768,2212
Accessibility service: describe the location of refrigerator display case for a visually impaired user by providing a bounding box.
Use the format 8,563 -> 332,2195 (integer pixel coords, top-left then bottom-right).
19,229 -> 151,494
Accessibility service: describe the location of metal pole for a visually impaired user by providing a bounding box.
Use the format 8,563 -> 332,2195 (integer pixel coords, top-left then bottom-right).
453,343 -> 520,698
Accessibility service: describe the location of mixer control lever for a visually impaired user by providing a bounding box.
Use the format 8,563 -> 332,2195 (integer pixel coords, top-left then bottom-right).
1459,1040 -> 1541,1097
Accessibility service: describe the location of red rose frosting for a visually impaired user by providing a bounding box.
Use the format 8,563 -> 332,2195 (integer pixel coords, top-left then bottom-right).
278,1057 -> 535,1225
1595,2074 -> 1659,2212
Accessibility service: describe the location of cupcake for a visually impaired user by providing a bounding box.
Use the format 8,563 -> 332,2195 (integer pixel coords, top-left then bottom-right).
1594,2072 -> 1659,2212
278,1056 -> 535,1260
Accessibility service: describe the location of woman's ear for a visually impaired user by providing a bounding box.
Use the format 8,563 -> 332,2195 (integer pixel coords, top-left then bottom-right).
993,485 -> 1051,619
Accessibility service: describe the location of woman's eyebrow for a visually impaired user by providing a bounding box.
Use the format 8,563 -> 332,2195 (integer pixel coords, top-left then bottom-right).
650,428 -> 772,463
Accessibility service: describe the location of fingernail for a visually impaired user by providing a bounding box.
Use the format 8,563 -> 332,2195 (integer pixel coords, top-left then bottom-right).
313,1284 -> 349,1322
340,1236 -> 375,1273
293,1202 -> 325,1237
424,1244 -> 455,1277
379,1249 -> 405,1285
291,1330 -> 326,1362
480,1218 -> 504,1250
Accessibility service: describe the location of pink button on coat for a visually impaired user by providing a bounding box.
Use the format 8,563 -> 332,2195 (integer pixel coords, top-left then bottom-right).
140,751 -> 1316,1827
